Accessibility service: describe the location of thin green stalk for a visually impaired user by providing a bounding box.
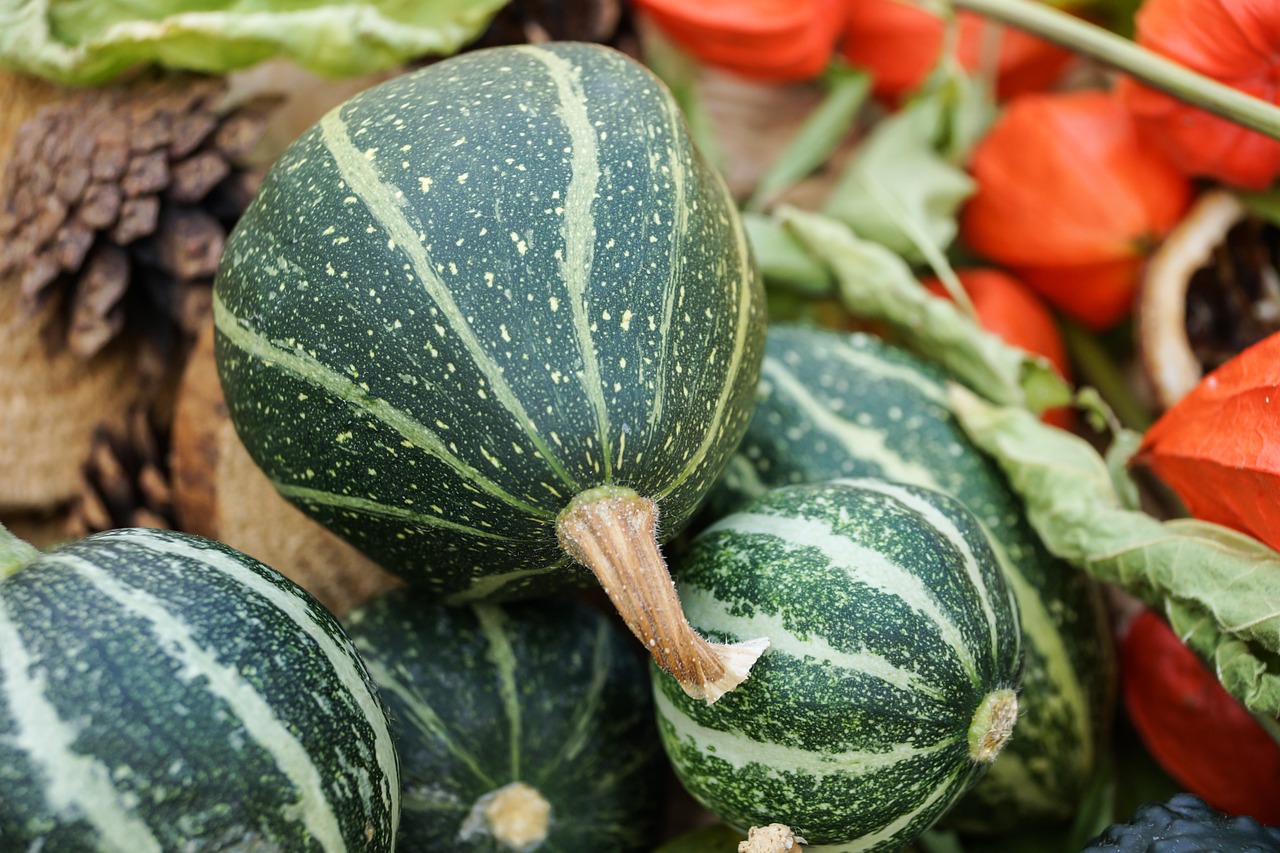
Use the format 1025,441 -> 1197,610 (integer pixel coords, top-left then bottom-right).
1060,318 -> 1152,432
0,522 -> 38,581
937,0 -> 1280,140
745,66 -> 871,212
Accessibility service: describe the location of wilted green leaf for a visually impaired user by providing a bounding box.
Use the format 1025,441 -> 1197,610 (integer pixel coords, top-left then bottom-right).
949,384 -> 1280,718
823,94 -> 976,265
0,0 -> 507,84
780,207 -> 1071,412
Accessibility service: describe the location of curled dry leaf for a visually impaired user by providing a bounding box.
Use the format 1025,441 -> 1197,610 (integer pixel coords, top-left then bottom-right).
948,383 -> 1280,718
1133,331 -> 1280,554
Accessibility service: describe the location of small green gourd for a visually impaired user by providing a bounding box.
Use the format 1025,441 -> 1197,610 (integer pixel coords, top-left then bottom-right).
213,42 -> 768,700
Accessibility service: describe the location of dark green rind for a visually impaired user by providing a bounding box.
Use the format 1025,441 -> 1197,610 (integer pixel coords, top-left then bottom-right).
653,480 -> 1023,850
707,324 -> 1116,831
0,528 -> 398,851
213,42 -> 765,602
342,590 -> 665,852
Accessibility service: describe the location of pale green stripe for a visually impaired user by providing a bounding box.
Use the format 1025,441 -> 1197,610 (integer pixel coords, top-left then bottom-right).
519,45 -> 610,481
444,555 -> 573,605
657,168 -> 756,500
0,596 -> 162,853
273,482 -> 544,542
655,687 -> 953,780
761,356 -> 943,489
109,531 -> 402,837
51,549 -> 348,852
990,535 -> 1090,767
544,618 -> 613,775
317,108 -> 577,491
647,79 -> 690,431
839,477 -> 1004,671
678,586 -> 944,701
828,338 -> 949,404
360,656 -> 496,790
214,293 -> 552,520
803,768 -> 961,853
708,511 -> 979,681
474,605 -> 522,779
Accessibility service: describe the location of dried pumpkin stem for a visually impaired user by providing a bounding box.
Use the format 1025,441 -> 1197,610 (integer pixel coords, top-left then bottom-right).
557,486 -> 768,704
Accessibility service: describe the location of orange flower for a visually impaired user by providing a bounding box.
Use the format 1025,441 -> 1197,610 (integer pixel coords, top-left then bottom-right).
959,90 -> 1194,329
841,0 -> 1075,101
632,0 -> 847,83
1117,0 -> 1280,190
923,268 -> 1074,428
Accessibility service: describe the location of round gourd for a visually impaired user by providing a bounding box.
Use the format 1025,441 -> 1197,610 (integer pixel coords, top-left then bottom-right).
0,524 -> 399,850
653,478 -> 1024,851
708,324 -> 1115,831
213,41 -> 767,701
342,589 -> 666,852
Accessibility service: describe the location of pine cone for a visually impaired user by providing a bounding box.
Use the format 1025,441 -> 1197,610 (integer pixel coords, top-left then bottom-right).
0,73 -> 277,360
66,405 -> 176,539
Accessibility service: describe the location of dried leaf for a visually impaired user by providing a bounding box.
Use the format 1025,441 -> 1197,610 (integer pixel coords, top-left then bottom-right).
948,383 -> 1280,718
1134,331 -> 1280,553
780,206 -> 1071,412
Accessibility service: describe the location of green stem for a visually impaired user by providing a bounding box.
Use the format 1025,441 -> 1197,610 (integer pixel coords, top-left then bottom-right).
1060,319 -> 1152,432
938,0 -> 1280,140
745,65 -> 871,212
0,522 -> 39,581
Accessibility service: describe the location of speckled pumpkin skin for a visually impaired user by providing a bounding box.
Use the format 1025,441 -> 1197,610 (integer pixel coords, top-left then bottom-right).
213,43 -> 765,602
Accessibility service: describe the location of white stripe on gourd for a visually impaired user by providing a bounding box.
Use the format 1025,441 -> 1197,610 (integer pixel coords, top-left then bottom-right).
0,598 -> 163,853
45,550 -> 347,852
653,688 -> 955,781
105,530 -> 401,825
676,586 -> 945,701
707,510 -> 980,682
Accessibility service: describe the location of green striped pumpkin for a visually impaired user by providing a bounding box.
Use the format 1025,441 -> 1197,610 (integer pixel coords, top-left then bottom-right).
709,324 -> 1115,831
0,525 -> 399,850
654,478 -> 1023,851
342,589 -> 665,851
212,41 -> 765,604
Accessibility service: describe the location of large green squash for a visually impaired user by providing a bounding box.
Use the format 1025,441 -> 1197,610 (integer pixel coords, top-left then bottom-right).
708,324 -> 1116,832
343,590 -> 666,851
0,525 -> 399,850
654,478 -> 1024,851
213,42 -> 767,700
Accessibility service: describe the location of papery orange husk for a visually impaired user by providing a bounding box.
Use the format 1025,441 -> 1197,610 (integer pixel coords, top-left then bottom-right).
960,90 -> 1194,329
840,0 -> 1075,101
1134,331 -> 1280,552
634,0 -> 847,82
924,268 -> 1075,428
1117,0 -> 1280,190
1122,609 -> 1280,824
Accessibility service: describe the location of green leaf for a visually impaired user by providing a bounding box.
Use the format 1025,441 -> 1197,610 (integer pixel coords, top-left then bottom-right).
743,211 -> 834,298
0,0 -> 507,84
823,94 -> 977,265
948,383 -> 1280,718
780,207 -> 1071,412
